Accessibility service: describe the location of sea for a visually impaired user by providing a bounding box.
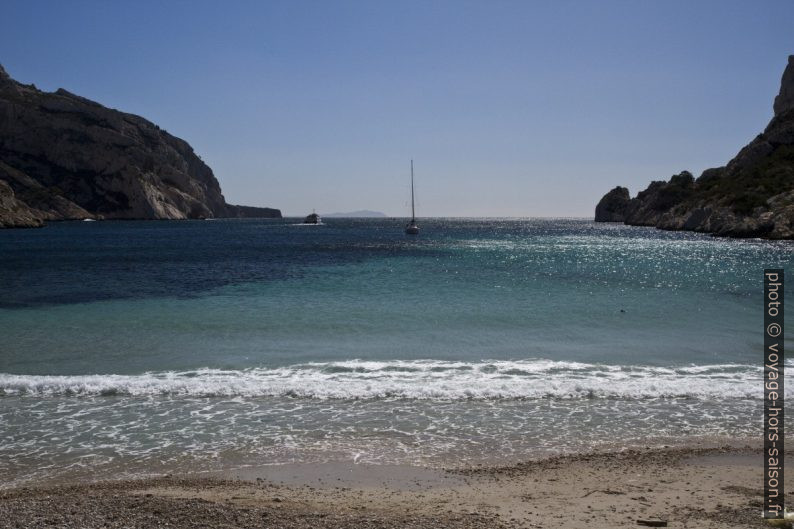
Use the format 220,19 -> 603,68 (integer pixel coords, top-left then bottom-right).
0,218 -> 791,487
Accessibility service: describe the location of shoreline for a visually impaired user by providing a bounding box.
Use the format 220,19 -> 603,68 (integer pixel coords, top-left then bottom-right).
0,433 -> 759,490
1,444 -> 779,528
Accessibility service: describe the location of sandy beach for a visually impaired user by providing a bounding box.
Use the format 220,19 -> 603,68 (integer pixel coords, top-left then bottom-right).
0,445 -> 780,528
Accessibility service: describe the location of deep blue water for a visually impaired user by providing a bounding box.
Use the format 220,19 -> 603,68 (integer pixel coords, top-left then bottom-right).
0,218 -> 791,485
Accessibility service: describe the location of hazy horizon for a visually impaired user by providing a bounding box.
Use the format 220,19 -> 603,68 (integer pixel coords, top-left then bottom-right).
3,0 -> 793,217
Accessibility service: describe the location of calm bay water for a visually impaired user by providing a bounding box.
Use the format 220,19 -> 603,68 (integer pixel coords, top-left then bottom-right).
0,218 -> 791,486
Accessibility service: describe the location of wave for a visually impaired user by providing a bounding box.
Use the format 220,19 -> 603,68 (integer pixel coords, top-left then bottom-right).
0,359 -> 777,400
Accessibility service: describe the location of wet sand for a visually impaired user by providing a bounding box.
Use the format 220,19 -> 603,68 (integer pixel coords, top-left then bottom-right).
0,445 -> 783,528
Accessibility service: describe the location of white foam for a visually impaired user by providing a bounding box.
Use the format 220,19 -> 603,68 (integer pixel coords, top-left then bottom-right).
0,359 -> 775,400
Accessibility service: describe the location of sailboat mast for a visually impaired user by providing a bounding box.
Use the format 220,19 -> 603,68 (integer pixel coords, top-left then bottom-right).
404,159 -> 420,234
410,160 -> 415,221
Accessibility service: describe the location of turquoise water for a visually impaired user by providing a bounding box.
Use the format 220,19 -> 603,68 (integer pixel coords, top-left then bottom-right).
0,218 -> 791,486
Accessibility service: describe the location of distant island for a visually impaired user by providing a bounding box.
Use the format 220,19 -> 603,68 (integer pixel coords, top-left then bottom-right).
322,210 -> 387,218
595,55 -> 794,239
0,64 -> 280,228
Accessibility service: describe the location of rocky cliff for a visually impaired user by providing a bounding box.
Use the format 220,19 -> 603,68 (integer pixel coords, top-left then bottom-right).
0,64 -> 280,228
596,55 -> 794,239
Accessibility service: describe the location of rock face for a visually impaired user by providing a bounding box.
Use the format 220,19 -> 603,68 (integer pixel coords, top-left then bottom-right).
596,55 -> 794,239
0,64 -> 280,228
0,179 -> 43,228
594,186 -> 631,222
774,55 -> 794,116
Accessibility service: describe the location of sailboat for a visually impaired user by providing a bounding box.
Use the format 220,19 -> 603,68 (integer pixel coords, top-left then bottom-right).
405,160 -> 420,235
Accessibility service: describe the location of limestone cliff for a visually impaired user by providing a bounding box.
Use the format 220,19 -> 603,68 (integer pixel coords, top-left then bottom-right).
594,187 -> 631,222
0,64 -> 280,228
596,55 -> 794,239
0,179 -> 43,228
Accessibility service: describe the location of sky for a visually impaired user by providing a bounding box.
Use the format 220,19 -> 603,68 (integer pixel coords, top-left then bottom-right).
2,1 -> 793,217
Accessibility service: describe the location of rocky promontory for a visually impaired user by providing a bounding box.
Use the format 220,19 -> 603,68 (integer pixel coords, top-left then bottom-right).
0,64 -> 280,228
596,55 -> 794,239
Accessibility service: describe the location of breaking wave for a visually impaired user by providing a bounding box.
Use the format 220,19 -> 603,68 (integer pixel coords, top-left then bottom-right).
0,359 -> 776,400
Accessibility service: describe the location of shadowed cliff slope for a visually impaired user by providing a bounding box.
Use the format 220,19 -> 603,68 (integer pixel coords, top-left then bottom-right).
0,64 -> 280,227
596,56 -> 794,239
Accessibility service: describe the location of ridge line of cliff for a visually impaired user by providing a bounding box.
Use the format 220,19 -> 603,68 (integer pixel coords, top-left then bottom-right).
595,55 -> 794,240
0,64 -> 281,228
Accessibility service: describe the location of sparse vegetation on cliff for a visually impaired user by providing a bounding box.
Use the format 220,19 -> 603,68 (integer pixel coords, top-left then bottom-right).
0,64 -> 280,228
596,56 -> 794,239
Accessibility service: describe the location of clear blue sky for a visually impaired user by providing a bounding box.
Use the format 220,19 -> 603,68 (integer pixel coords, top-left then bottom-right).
2,1 -> 793,217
